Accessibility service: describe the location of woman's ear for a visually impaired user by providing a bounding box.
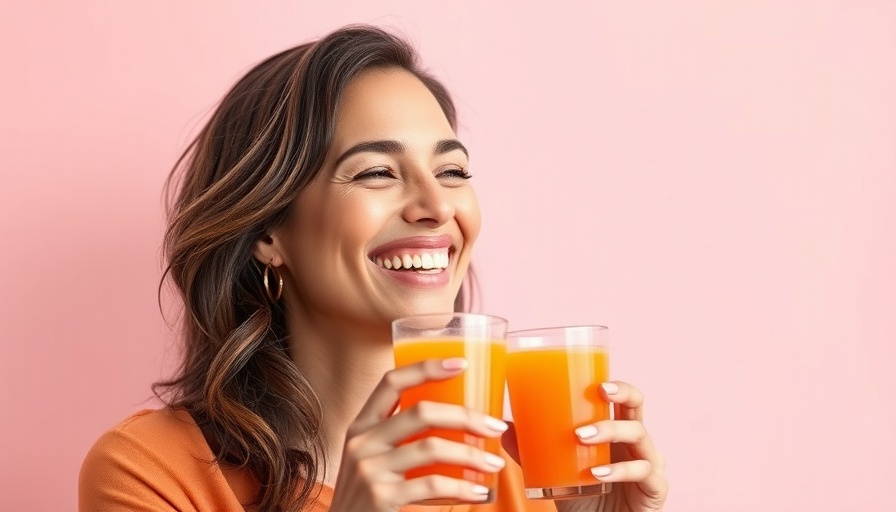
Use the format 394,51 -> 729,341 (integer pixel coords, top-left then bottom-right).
252,233 -> 284,267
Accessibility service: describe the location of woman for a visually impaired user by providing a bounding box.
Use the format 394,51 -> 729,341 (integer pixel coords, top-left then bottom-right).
79,25 -> 668,511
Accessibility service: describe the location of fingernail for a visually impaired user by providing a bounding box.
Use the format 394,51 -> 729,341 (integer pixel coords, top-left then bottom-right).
601,382 -> 619,395
472,484 -> 490,495
485,453 -> 506,469
484,416 -> 509,433
591,465 -> 612,478
442,358 -> 467,370
575,425 -> 599,439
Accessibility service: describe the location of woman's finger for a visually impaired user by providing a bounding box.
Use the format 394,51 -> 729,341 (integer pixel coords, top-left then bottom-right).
575,419 -> 663,468
365,436 -> 505,474
590,460 -> 668,501
351,358 -> 468,433
601,380 -> 644,422
398,475 -> 493,504
363,400 -> 508,448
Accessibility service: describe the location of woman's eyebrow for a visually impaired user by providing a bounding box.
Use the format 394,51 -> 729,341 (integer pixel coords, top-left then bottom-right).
334,140 -> 403,167
434,139 -> 469,158
333,139 -> 468,168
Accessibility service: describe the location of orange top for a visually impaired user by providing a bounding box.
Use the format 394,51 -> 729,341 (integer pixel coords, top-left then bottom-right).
79,408 -> 558,512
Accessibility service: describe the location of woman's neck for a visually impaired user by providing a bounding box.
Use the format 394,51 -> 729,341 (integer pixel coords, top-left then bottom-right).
286,311 -> 394,485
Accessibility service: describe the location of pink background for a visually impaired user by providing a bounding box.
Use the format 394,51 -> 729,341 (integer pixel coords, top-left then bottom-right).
2,2 -> 894,510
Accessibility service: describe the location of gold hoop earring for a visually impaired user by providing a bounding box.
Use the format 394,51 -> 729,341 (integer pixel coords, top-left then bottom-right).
263,260 -> 283,302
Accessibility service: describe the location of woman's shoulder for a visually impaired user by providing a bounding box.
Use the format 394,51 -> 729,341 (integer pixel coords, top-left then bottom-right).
79,407 -> 251,511
95,407 -> 202,443
82,408 -> 212,471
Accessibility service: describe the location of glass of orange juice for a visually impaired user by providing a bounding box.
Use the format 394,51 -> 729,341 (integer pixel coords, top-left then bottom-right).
392,313 -> 508,505
505,325 -> 612,499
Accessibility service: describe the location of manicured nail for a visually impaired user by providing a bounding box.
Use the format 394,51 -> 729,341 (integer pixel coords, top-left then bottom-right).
591,465 -> 612,478
601,382 -> 619,395
485,453 -> 506,469
484,416 -> 509,433
575,425 -> 599,439
442,358 -> 467,370
472,484 -> 490,495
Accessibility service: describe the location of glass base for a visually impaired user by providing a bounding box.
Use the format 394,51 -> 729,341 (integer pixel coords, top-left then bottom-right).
412,489 -> 495,506
525,482 -> 612,500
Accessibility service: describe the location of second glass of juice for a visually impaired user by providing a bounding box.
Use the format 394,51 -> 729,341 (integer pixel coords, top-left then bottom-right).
392,313 -> 508,505
505,325 -> 612,499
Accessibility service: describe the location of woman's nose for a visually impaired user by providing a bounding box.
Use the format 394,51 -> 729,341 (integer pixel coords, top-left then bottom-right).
401,174 -> 454,227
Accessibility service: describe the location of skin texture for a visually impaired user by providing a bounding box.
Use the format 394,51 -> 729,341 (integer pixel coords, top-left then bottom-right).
254,68 -> 668,510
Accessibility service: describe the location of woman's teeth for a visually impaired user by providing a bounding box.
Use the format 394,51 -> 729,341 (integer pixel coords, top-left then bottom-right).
375,250 -> 450,271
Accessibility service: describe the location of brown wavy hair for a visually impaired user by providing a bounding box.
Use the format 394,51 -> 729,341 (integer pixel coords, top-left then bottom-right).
154,25 -> 468,511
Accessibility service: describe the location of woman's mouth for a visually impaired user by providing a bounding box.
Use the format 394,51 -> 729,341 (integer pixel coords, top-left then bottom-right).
372,248 -> 450,272
368,235 -> 455,276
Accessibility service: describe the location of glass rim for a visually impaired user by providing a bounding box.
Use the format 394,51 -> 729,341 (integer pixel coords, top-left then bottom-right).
392,312 -> 509,328
507,324 -> 608,337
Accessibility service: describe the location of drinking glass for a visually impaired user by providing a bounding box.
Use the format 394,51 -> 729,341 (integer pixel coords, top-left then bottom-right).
505,325 -> 612,499
392,313 -> 508,505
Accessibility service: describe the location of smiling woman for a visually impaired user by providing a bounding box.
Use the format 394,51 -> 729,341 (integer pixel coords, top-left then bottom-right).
265,67 -> 481,328
77,24 -> 666,512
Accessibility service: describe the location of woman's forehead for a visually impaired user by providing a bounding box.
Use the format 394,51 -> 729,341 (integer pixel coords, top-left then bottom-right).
331,68 -> 455,146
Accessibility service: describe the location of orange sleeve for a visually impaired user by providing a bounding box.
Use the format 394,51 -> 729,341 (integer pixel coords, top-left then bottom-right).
469,454 -> 557,512
78,410 -> 247,511
79,427 -> 191,511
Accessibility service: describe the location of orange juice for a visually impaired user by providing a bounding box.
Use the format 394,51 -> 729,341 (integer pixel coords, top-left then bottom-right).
393,337 -> 506,490
506,347 -> 610,489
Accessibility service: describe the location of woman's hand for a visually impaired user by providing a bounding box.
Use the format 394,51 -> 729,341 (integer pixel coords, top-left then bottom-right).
328,358 -> 509,512
503,381 -> 668,512
562,381 -> 667,512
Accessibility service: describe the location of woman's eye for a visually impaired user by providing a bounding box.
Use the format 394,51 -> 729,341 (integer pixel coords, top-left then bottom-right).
438,168 -> 473,180
354,167 -> 396,181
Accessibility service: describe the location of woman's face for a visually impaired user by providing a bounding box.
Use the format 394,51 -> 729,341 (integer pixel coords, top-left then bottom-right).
267,68 -> 481,329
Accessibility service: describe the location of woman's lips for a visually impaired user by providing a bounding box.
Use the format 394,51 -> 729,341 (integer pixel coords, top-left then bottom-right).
373,263 -> 450,288
369,235 -> 454,287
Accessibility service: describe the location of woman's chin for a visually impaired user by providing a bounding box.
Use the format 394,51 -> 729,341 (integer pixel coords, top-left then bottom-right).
386,298 -> 459,321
